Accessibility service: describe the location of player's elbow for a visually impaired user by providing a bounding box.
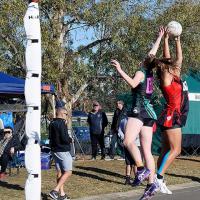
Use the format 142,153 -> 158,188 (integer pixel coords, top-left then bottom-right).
129,82 -> 137,89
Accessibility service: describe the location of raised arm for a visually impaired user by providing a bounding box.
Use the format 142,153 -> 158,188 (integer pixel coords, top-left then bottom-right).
111,60 -> 144,89
174,36 -> 182,67
148,26 -> 165,56
163,28 -> 171,58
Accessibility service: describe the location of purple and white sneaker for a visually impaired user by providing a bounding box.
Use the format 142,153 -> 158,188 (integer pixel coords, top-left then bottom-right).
132,167 -> 151,186
139,182 -> 159,200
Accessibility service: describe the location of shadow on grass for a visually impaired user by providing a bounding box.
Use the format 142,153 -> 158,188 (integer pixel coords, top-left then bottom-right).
73,170 -> 124,185
41,192 -> 50,200
0,181 -> 24,190
75,166 -> 124,179
177,157 -> 200,163
166,173 -> 200,183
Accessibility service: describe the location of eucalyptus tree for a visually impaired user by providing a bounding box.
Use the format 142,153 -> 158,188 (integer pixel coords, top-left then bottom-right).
1,0 -> 199,126
0,0 -> 131,126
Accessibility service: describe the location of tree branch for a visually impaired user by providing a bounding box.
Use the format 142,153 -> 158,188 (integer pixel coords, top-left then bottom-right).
77,37 -> 112,53
72,82 -> 89,104
0,32 -> 25,68
0,33 -> 18,55
71,74 -> 122,104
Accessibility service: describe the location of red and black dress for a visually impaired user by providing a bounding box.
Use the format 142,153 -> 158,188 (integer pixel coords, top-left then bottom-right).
158,75 -> 189,130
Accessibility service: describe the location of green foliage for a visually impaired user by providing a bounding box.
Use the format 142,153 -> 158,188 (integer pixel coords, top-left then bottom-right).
0,0 -> 26,76
0,0 -> 199,114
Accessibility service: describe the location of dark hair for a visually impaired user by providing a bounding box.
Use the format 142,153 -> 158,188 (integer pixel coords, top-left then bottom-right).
4,126 -> 13,134
29,0 -> 38,3
143,55 -> 157,69
92,101 -> 100,106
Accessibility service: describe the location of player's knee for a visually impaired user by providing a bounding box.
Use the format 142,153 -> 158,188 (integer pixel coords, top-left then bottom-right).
123,139 -> 129,148
172,148 -> 181,157
175,148 -> 181,157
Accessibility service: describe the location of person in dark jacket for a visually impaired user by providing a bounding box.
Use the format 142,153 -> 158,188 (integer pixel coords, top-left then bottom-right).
49,108 -> 72,200
109,100 -> 127,159
0,127 -> 21,180
87,101 -> 108,160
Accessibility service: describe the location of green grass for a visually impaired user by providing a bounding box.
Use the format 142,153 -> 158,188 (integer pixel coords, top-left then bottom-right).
0,156 -> 200,200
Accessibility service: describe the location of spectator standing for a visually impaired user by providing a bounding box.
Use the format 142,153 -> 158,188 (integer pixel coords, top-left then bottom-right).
49,108 -> 72,200
118,118 -> 142,185
109,100 -> 127,159
87,101 -> 108,160
0,127 -> 21,180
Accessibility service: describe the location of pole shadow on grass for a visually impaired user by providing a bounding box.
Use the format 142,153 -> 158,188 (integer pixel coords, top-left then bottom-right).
75,166 -> 124,179
0,181 -> 24,190
177,157 -> 200,163
73,170 -> 124,185
166,173 -> 200,183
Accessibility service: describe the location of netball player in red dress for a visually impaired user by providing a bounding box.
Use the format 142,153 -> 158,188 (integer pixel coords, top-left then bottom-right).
155,29 -> 189,194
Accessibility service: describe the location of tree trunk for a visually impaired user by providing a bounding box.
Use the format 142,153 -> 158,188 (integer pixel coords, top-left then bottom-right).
61,79 -> 89,128
65,101 -> 73,129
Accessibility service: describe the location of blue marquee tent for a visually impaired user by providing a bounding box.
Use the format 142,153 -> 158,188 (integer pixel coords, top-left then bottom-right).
0,72 -> 55,134
0,72 -> 55,95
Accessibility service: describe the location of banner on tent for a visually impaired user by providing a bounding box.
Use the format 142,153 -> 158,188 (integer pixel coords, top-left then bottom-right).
189,93 -> 200,101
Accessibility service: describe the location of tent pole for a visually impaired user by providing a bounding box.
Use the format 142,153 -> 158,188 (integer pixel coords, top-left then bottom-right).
52,95 -> 56,118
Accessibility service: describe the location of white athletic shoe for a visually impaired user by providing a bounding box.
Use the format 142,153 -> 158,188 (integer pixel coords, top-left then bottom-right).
117,157 -> 125,161
104,156 -> 114,161
155,176 -> 172,194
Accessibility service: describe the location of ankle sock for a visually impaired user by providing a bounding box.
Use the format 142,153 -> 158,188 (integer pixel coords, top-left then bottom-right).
157,173 -> 163,179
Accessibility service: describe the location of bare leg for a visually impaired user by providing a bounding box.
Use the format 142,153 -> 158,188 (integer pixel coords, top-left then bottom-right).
54,170 -> 72,195
125,165 -> 133,185
56,170 -> 63,194
133,165 -> 137,176
56,170 -> 70,196
157,132 -> 170,170
158,128 -> 182,175
138,146 -> 144,162
140,126 -> 155,183
123,118 -> 143,167
126,165 -> 131,176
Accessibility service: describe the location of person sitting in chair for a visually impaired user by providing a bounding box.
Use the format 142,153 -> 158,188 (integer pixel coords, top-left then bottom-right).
0,126 -> 21,180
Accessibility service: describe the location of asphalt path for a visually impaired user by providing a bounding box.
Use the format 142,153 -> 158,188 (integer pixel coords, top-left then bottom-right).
74,182 -> 200,200
134,186 -> 200,200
